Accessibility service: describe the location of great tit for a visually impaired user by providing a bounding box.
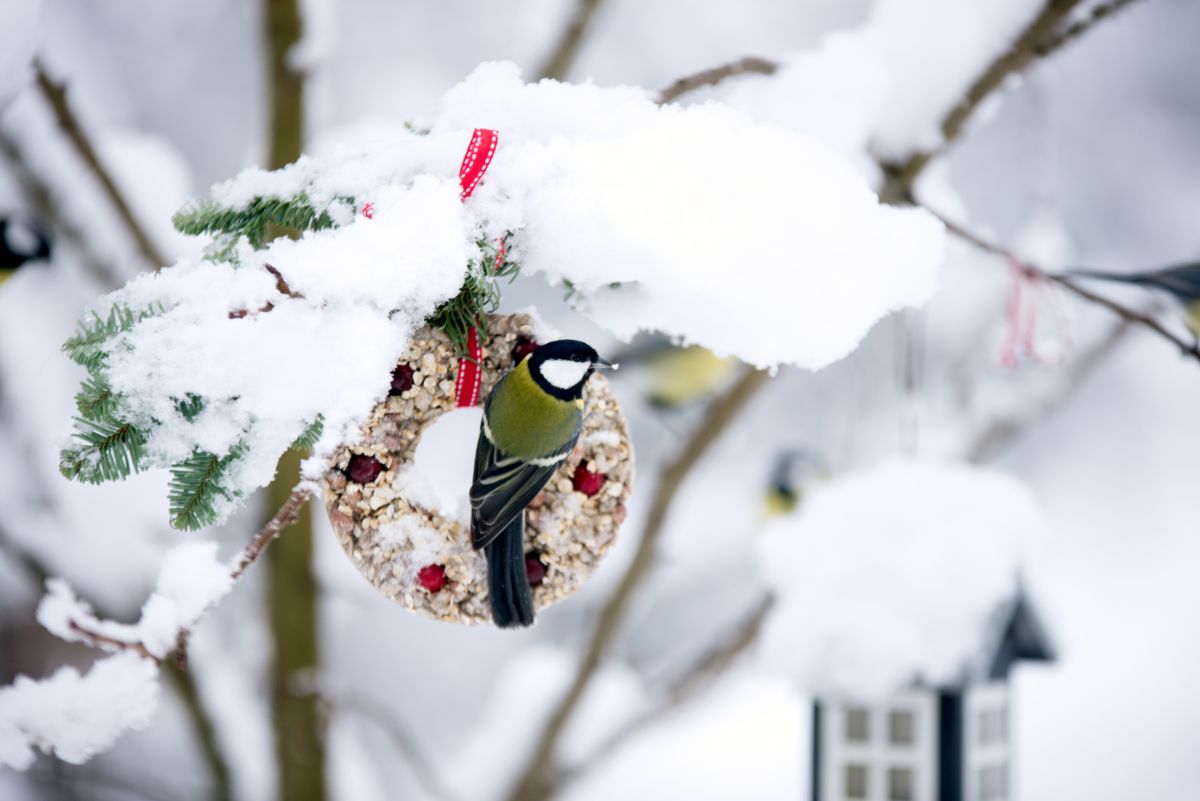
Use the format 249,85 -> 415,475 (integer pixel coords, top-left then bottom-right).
1068,263 -> 1200,339
609,334 -> 737,408
0,215 -> 52,287
763,449 -> 826,518
471,339 -> 615,628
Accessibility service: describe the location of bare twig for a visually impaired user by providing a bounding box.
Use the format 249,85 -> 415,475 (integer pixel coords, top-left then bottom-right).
558,595 -> 775,785
34,62 -> 169,270
231,483 -> 313,580
0,129 -> 125,289
67,619 -> 160,663
1034,0 -> 1147,58
505,366 -> 771,801
928,207 -> 1200,362
536,0 -> 606,81
656,56 -> 779,104
880,0 -> 1087,201
967,317 -> 1132,462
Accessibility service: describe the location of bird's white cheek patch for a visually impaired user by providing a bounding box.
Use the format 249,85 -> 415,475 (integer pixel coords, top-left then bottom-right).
540,359 -> 591,389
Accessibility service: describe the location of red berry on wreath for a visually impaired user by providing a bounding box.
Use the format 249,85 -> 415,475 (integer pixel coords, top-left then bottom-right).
390,364 -> 415,395
525,553 -> 547,586
512,336 -> 539,362
572,463 -> 606,496
346,454 -> 385,484
418,564 -> 446,592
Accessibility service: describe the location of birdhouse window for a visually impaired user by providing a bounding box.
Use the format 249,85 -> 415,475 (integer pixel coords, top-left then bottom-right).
978,706 -> 1008,745
887,766 -> 914,801
845,706 -> 870,742
888,708 -> 915,746
844,763 -> 868,799
979,763 -> 1008,800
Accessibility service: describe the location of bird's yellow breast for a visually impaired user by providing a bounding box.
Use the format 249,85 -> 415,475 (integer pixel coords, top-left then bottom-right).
486,360 -> 583,459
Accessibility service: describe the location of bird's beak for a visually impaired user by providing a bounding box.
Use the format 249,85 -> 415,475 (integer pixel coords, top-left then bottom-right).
593,357 -> 618,371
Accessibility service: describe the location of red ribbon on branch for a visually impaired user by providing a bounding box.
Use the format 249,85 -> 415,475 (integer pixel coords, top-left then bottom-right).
360,129 -> 501,407
454,128 -> 500,407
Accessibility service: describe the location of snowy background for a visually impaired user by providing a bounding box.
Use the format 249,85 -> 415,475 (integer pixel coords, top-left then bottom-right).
2,0 -> 1199,799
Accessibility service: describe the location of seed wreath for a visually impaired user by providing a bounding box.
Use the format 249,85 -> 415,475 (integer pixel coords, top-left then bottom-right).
324,313 -> 635,625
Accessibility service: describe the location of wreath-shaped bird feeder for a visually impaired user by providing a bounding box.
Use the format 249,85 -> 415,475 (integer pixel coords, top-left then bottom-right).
323,313 -> 634,624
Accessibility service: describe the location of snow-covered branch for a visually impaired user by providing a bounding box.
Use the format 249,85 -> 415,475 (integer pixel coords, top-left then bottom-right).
0,484 -> 314,770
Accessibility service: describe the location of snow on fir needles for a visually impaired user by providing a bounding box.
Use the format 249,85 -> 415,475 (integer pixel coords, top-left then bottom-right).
59,61 -> 944,532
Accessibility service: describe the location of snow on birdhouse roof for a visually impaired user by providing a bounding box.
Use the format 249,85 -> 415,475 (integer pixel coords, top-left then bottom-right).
756,459 -> 1055,699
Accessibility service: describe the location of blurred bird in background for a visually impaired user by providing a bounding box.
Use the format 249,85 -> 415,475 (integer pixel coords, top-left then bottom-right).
763,449 -> 826,518
608,334 -> 737,409
1067,263 -> 1200,340
0,214 -> 52,287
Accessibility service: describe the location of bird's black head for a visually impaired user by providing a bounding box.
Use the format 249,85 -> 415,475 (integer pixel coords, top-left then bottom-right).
1,216 -> 52,273
525,339 -> 614,400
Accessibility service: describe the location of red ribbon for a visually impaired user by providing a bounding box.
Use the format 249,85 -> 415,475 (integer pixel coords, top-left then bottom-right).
454,128 -> 500,407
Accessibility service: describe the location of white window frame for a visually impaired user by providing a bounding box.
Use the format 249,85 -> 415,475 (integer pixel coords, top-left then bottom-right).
819,690 -> 939,801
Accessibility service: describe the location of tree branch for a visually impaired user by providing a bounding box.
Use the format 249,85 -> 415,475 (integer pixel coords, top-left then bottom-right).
927,206 -> 1200,362
324,693 -> 462,801
557,595 -> 775,787
34,62 -> 169,270
504,366 -> 771,801
55,483 -> 315,668
967,317 -> 1132,462
0,522 -> 236,801
1033,0 -> 1147,59
880,0 -> 1087,201
0,129 -> 125,289
656,56 -> 778,104
536,0 -> 607,81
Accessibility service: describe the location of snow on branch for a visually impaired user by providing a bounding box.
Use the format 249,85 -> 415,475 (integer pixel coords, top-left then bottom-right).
0,652 -> 160,770
0,485 -> 312,770
58,61 -> 944,532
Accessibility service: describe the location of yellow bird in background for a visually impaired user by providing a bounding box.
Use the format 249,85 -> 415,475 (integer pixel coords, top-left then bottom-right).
610,335 -> 738,409
763,449 -> 826,518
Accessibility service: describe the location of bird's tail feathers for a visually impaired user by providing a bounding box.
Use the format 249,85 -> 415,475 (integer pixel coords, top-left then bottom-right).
485,516 -> 534,628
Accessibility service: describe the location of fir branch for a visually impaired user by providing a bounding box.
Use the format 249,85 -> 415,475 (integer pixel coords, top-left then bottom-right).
175,394 -> 205,423
168,445 -> 246,531
74,372 -> 119,422
429,238 -> 519,354
59,418 -> 149,484
63,303 -> 163,370
172,195 -> 342,250
290,416 -> 324,451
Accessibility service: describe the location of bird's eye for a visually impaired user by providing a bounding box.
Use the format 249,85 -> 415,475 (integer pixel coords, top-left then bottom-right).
571,354 -> 583,362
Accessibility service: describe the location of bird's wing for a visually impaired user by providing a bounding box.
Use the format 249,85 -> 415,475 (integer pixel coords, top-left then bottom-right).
1147,264 -> 1200,298
470,424 -> 579,550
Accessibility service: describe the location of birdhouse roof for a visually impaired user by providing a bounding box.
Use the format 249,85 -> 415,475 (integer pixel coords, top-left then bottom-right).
757,459 -> 1057,699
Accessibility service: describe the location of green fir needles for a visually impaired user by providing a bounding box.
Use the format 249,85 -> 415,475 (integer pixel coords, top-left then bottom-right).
60,182 -> 519,532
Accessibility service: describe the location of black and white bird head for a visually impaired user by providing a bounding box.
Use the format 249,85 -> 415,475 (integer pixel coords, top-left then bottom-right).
1,215 -> 53,272
526,339 -> 616,399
